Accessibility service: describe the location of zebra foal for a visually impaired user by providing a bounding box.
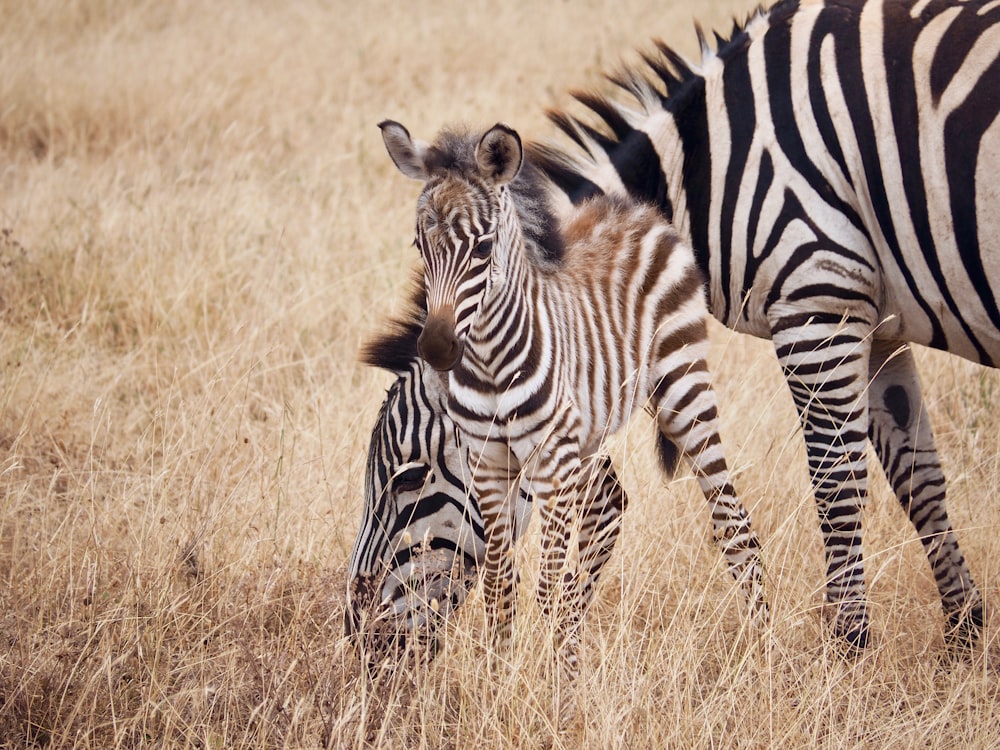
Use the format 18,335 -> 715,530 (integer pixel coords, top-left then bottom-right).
379,120 -> 766,689
345,285 -> 627,659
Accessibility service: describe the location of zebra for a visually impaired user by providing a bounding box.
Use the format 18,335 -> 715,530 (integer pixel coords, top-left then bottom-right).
525,0 -> 999,648
345,280 -> 627,659
377,119 -> 767,698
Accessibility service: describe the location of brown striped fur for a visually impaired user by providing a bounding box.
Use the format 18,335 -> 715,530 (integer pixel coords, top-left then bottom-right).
380,120 -> 766,721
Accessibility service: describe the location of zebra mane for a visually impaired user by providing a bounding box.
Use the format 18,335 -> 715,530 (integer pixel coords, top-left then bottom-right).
420,126 -> 565,267
360,269 -> 426,375
364,3 -> 797,372
528,0 -> 797,201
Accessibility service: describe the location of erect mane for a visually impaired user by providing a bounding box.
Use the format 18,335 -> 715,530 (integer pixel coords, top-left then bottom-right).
360,269 -> 426,375
420,125 -> 566,267
528,0 -> 798,201
639,1 -> 791,95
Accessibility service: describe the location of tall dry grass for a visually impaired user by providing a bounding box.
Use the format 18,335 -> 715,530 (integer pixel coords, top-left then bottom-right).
0,0 -> 998,747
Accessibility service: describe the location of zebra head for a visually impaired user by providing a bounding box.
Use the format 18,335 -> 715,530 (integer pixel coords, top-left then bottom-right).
379,120 -> 526,372
346,283 -> 532,660
346,356 -> 483,657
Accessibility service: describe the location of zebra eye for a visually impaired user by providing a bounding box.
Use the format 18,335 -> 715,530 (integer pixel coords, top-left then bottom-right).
471,237 -> 493,258
392,465 -> 430,494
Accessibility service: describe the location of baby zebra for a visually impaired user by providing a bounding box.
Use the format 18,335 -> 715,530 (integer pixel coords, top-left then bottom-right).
380,120 -> 767,694
346,283 -> 627,659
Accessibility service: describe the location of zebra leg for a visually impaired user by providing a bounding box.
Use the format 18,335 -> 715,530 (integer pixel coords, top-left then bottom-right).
868,340 -> 984,648
539,456 -> 627,670
528,445 -> 592,727
652,358 -> 767,622
772,315 -> 873,649
573,455 -> 627,615
524,454 -> 625,728
469,437 -> 523,658
537,485 -> 581,655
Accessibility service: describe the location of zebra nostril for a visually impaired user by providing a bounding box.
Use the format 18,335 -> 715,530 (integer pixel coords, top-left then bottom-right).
418,319 -> 464,371
442,338 -> 464,368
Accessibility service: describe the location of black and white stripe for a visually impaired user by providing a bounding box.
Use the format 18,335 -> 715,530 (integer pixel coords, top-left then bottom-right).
378,120 -> 766,705
531,0 -> 998,647
345,283 -> 626,659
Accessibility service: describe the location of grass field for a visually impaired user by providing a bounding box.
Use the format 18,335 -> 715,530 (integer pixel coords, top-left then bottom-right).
1,0 -> 999,747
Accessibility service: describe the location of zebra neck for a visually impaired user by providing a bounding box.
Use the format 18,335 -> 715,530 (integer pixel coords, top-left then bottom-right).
466,238 -> 536,383
647,84 -> 710,284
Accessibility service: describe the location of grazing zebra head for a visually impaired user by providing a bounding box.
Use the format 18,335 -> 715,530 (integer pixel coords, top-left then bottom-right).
345,282 -> 533,658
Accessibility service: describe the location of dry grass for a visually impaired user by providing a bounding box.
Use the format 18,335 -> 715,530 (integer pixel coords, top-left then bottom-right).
0,0 -> 998,747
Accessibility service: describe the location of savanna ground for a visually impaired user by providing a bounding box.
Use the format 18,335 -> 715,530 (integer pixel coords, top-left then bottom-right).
1,0 -> 998,747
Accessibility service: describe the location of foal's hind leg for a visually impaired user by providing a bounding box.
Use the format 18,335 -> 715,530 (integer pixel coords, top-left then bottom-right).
651,347 -> 767,621
574,455 -> 627,614
538,455 -> 627,678
868,340 -> 984,647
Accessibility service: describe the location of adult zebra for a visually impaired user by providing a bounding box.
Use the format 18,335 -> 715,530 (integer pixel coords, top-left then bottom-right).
377,120 -> 766,699
528,0 -> 999,648
345,280 -> 627,658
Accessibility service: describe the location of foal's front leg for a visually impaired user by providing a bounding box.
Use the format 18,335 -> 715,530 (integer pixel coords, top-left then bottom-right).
536,475 -> 582,668
469,436 -> 522,655
525,436 -> 587,717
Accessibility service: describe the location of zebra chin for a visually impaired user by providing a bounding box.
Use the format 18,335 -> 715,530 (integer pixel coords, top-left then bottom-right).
345,560 -> 477,664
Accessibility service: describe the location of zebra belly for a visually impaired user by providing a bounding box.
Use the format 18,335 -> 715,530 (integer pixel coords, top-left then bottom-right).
880,278 -> 1000,366
724,249 -> 1000,367
710,165 -> 1000,366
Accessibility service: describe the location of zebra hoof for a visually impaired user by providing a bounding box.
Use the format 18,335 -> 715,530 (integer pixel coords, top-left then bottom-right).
833,621 -> 870,654
944,603 -> 985,651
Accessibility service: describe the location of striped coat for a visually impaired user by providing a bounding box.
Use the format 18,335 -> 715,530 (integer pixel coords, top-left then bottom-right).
380,120 -> 766,704
531,0 -> 998,646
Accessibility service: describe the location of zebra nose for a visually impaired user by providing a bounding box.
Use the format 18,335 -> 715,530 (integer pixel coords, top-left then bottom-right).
344,579 -> 368,639
418,317 -> 464,371
344,603 -> 360,638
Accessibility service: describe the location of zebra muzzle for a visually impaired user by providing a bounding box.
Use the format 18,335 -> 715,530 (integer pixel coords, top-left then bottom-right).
418,316 -> 464,371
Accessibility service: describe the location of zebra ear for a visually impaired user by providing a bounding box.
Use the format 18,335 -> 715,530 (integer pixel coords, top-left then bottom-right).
379,120 -> 429,181
476,124 -> 523,185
